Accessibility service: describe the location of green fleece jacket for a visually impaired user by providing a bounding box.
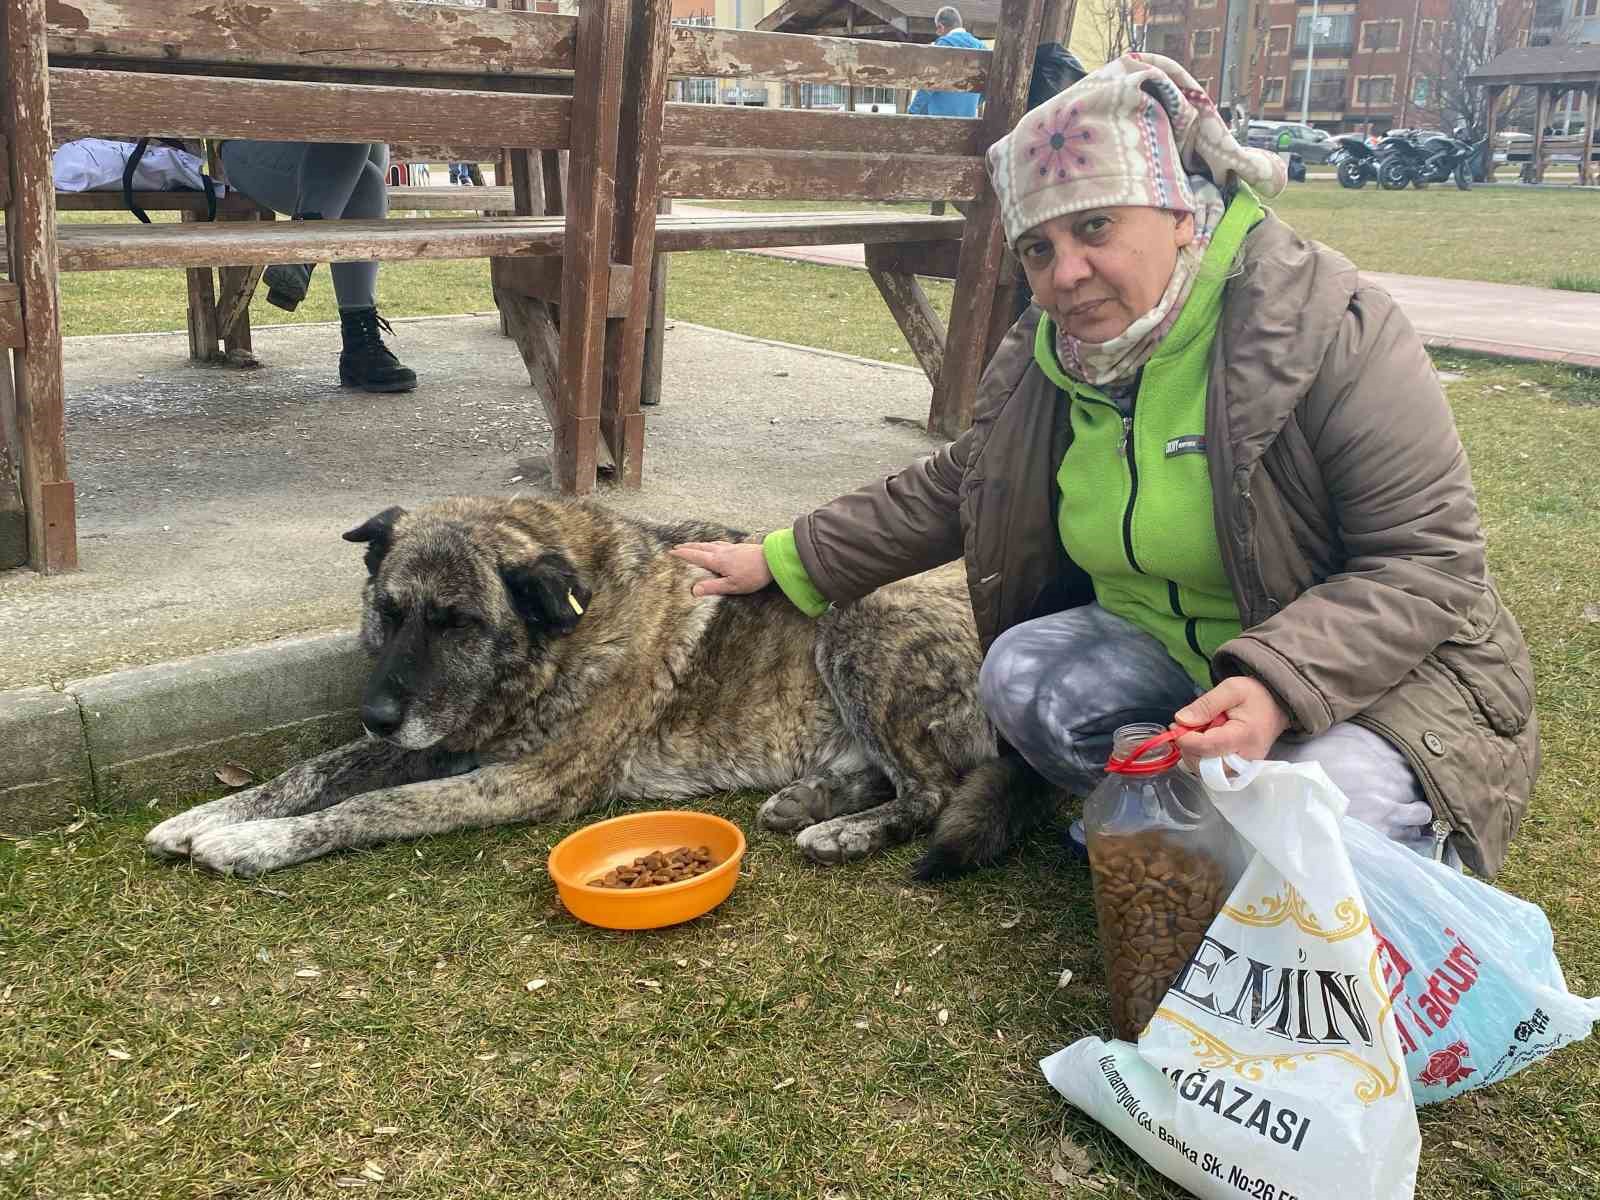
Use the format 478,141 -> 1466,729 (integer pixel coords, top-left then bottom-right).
764,191 -> 1264,688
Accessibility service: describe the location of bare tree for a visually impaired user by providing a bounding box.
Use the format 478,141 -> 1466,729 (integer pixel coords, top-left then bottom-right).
1431,0 -> 1537,130
1083,0 -> 1147,62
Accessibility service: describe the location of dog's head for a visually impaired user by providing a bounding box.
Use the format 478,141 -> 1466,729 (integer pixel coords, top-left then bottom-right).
342,502 -> 592,749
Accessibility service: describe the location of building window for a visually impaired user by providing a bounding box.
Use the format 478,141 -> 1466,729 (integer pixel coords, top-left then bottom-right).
1288,68 -> 1348,111
1356,76 -> 1396,106
1577,0 -> 1599,16
678,78 -> 719,104
1295,13 -> 1355,51
1418,19 -> 1437,51
1155,30 -> 1187,58
1194,0 -> 1218,7
798,82 -> 848,108
1359,19 -> 1403,52
1268,25 -> 1291,55
1192,29 -> 1217,57
1261,77 -> 1286,105
1411,76 -> 1431,106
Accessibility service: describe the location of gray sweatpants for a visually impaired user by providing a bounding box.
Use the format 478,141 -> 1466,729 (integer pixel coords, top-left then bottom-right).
219,141 -> 388,310
979,606 -> 1443,859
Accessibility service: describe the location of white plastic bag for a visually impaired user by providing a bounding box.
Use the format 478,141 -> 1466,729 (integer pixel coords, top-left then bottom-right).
1344,816 -> 1600,1104
1042,757 -> 1419,1200
52,138 -> 221,194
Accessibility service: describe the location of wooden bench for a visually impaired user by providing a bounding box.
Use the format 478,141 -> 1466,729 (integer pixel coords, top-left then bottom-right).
4,0 -> 1056,574
53,181 -> 515,363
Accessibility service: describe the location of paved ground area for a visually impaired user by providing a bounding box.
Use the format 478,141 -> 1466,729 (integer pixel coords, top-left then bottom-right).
1364,273 -> 1600,369
0,315 -> 944,689
678,203 -> 1600,369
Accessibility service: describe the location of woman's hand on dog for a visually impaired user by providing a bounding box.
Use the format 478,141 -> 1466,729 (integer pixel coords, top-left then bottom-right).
670,542 -> 774,597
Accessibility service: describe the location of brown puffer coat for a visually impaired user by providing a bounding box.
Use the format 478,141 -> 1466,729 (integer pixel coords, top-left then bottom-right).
790,211 -> 1539,878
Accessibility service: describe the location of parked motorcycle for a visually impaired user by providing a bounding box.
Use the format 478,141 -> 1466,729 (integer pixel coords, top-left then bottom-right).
1331,134 -> 1380,188
1376,130 -> 1433,190
1417,125 -> 1485,190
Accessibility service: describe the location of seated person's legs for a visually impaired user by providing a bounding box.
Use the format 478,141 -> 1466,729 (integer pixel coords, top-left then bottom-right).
1269,723 -> 1452,864
220,140 -> 371,310
219,141 -> 414,393
980,605 -> 1201,795
982,609 -> 1451,863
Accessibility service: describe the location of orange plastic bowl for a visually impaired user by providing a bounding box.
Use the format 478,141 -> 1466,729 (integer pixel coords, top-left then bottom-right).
547,810 -> 746,930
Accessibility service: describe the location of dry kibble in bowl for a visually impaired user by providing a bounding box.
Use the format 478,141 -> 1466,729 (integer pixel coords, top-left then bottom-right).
588,845 -> 717,889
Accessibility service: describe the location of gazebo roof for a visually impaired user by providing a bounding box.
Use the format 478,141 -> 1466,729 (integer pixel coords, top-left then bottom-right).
756,0 -> 1000,43
1468,44 -> 1600,88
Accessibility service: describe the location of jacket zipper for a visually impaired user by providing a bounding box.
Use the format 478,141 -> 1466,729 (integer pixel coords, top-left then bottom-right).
1167,580 -> 1204,658
1431,818 -> 1451,863
1119,411 -> 1142,574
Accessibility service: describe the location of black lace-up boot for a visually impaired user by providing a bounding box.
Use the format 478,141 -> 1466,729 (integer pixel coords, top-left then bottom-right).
338,307 -> 418,393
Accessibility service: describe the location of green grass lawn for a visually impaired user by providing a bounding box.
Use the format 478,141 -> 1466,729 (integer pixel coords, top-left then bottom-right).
1266,185 -> 1598,287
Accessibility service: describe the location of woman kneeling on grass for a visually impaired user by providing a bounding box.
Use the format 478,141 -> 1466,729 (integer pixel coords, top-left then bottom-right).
673,53 -> 1538,879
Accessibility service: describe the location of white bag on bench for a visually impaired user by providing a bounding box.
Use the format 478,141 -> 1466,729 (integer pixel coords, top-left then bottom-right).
53,137 -> 223,194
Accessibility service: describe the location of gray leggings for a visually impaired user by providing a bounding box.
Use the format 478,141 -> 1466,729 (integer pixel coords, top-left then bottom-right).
219,141 -> 388,309
980,605 -> 1441,858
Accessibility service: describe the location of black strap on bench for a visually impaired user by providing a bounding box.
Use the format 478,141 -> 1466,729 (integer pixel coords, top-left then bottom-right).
121,138 -> 219,224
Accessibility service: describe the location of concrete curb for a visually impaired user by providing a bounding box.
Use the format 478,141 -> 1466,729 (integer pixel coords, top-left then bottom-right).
1,630 -> 366,834
1417,335 -> 1600,372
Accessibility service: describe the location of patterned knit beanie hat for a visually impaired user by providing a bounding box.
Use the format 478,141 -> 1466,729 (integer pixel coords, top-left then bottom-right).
987,51 -> 1287,246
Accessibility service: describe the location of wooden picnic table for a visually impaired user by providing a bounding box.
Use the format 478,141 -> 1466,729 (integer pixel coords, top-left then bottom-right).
4,0 -> 1057,576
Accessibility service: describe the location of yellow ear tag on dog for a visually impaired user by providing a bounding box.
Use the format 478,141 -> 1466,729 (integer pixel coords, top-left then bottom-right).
567,591 -> 585,617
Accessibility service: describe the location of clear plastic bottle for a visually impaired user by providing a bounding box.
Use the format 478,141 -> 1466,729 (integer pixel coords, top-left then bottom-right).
1084,722 -> 1244,1040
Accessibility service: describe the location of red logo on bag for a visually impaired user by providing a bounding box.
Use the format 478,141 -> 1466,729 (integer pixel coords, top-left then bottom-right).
1417,1040 -> 1475,1087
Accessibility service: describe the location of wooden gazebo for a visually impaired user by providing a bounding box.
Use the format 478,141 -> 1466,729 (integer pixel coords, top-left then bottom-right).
758,0 -> 1004,113
1470,44 -> 1600,185
757,0 -> 1002,43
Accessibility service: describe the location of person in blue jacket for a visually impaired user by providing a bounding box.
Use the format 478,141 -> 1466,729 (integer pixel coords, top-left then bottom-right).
907,7 -> 985,118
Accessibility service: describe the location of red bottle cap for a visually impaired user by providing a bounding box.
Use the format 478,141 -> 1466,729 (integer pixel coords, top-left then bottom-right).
1104,716 -> 1224,776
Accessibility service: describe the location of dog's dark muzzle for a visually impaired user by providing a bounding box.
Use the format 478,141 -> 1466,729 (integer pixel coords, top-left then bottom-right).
360,691 -> 406,739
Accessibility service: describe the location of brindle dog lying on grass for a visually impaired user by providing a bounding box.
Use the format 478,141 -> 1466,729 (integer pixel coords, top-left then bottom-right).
146,498 -> 1047,879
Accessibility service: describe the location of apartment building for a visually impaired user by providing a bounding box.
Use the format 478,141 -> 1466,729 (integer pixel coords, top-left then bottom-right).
1141,0 -> 1543,134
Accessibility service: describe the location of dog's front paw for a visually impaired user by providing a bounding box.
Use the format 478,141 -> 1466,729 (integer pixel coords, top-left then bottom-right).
757,781 -> 830,833
145,793 -> 258,860
188,819 -> 313,878
795,817 -> 880,865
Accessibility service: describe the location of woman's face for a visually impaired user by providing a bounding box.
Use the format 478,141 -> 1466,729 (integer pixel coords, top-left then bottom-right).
1016,206 -> 1196,343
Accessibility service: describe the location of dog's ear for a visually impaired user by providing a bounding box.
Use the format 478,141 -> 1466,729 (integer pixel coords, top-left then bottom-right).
342,506 -> 407,576
501,552 -> 592,636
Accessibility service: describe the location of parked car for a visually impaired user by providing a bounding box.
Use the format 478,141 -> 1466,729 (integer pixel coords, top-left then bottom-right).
1244,120 -> 1336,163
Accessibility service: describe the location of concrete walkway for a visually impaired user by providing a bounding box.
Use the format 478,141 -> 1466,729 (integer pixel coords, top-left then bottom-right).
1363,273 -> 1600,369
676,203 -> 1600,370
0,314 -> 943,692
